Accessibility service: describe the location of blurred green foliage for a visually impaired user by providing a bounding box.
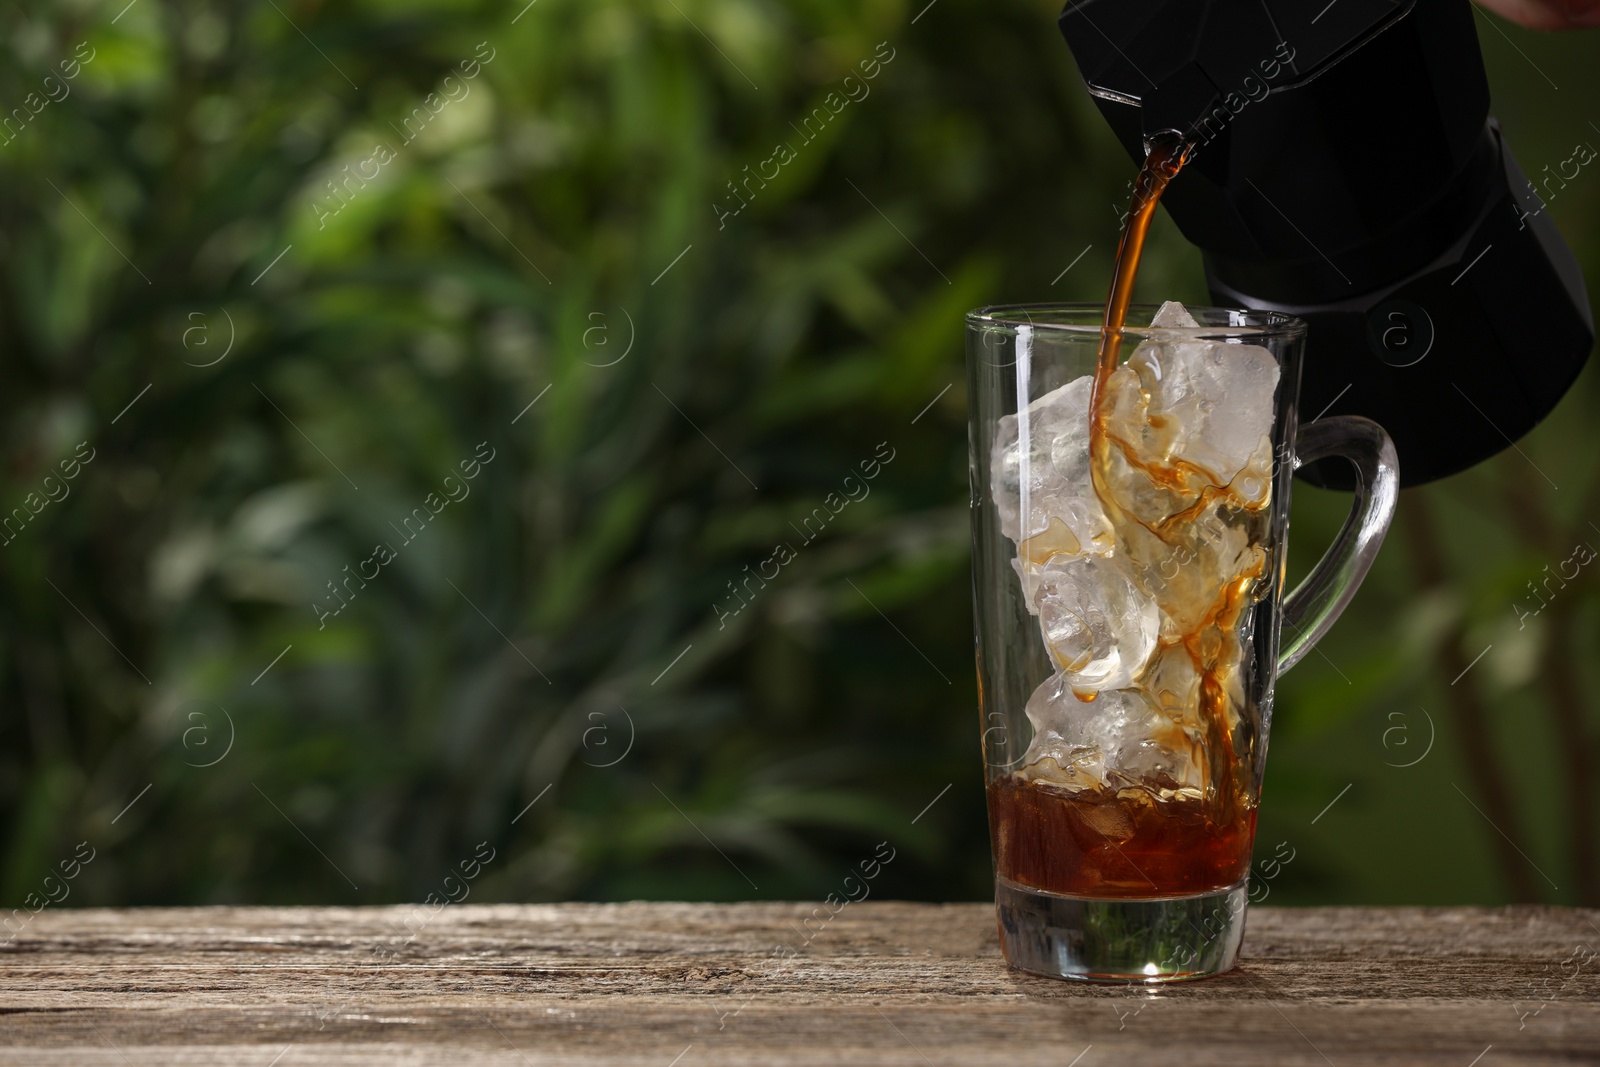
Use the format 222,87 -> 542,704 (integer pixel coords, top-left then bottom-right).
0,0 -> 1595,909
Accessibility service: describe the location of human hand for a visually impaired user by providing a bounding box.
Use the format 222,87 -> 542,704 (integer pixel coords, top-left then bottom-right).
1475,0 -> 1600,29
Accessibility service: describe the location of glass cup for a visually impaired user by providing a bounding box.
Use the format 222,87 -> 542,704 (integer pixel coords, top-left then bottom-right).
967,303 -> 1398,982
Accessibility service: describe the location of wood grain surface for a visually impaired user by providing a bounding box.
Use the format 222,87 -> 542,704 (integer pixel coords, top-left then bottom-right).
0,903 -> 1596,1065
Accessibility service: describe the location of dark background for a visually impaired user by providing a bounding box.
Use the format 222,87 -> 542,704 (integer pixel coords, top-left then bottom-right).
1,0 -> 1596,910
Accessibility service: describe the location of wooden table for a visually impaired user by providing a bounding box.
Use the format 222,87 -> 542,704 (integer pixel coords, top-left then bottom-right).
1,903 -> 1596,1064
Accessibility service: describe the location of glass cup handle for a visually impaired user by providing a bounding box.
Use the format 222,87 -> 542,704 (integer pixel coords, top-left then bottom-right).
1277,415 -> 1401,675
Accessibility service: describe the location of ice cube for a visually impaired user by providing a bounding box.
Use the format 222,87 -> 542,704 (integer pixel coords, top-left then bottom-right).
1149,300 -> 1199,328
1019,674 -> 1112,788
1105,308 -> 1280,491
990,374 -> 1112,551
1141,643 -> 1201,724
1119,501 -> 1268,638
1094,387 -> 1205,527
1105,724 -> 1206,798
1227,434 -> 1274,510
1022,679 -> 1199,795
1015,554 -> 1159,691
1070,795 -> 1137,842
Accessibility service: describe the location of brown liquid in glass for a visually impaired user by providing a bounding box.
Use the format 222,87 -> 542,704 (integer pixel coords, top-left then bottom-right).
989,133 -> 1259,899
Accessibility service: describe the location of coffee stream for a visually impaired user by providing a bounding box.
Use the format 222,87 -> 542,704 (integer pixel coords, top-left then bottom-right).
1092,132 -> 1193,402
989,133 -> 1266,900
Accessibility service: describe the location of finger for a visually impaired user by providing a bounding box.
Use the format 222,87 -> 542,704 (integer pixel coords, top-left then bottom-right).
1473,0 -> 1600,29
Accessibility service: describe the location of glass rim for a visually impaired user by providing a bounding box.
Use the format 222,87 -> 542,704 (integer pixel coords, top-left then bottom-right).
966,302 -> 1308,340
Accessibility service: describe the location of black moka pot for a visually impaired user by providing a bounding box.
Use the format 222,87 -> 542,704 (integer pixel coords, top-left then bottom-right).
1059,0 -> 1594,487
